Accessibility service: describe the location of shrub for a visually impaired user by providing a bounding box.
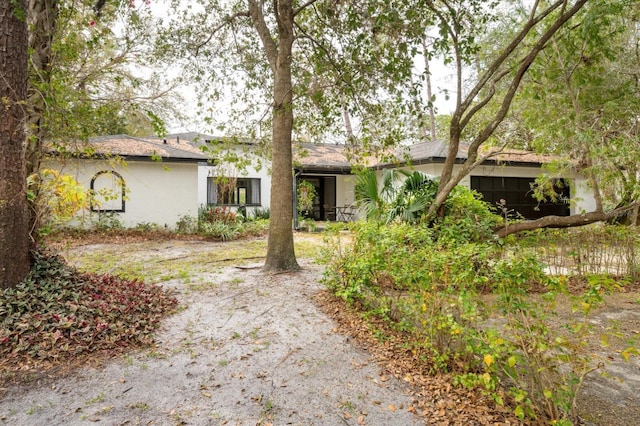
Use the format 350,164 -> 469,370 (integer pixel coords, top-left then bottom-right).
252,207 -> 270,220
175,214 -> 198,234
321,221 -> 628,423
198,205 -> 239,226
0,252 -> 177,366
198,221 -> 240,241
94,212 -> 124,231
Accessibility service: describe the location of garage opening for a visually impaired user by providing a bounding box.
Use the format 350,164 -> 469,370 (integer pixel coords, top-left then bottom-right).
471,176 -> 570,220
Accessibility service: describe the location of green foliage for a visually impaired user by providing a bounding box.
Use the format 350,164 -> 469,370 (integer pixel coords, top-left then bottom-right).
252,207 -> 270,220
0,252 -> 177,364
354,169 -> 501,237
433,185 -> 502,244
297,180 -> 317,214
322,221 -> 634,423
195,205 -> 268,241
94,212 -> 124,232
27,169 -> 91,237
175,214 -> 198,234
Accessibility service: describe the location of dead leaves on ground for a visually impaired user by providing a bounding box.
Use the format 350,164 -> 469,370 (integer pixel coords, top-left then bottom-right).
313,290 -> 524,425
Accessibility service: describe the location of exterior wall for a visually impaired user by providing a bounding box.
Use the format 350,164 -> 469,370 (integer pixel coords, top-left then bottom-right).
46,158 -> 199,228
335,174 -> 356,208
198,147 -> 271,215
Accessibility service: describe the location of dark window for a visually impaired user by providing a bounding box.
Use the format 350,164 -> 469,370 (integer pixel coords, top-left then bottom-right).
471,176 -> 570,219
207,177 -> 261,206
90,170 -> 125,212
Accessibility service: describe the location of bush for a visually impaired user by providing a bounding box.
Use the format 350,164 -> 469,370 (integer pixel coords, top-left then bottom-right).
94,212 -> 124,231
0,252 -> 177,365
198,205 -> 239,226
198,221 -> 240,241
321,221 -> 626,423
433,186 -> 503,245
175,214 -> 198,234
252,207 -> 270,220
196,205 -> 268,240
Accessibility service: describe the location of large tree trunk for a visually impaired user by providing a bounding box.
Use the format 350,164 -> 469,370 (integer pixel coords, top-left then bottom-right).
0,0 -> 31,289
250,0 -> 299,272
25,0 -> 59,239
495,203 -> 640,238
26,0 -> 58,176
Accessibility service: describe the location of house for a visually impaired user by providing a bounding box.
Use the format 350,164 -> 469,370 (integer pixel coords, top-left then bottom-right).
48,133 -> 596,228
45,135 -> 208,228
169,133 -> 360,222
387,141 -> 596,219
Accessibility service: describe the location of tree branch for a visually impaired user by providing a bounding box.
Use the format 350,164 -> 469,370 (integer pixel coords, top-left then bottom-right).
495,202 -> 640,238
465,0 -> 589,166
194,11 -> 250,56
294,0 -> 320,16
249,0 -> 278,72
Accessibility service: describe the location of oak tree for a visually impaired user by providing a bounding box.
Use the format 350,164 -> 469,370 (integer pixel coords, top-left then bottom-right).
0,0 -> 31,288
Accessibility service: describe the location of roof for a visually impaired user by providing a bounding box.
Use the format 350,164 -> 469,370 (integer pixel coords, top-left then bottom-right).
385,141 -> 556,168
59,135 -> 209,162
294,143 -> 353,173
59,133 -> 555,169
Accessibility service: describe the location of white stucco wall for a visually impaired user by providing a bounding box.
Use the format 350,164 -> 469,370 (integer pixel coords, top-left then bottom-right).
46,158 -> 200,228
335,175 -> 357,207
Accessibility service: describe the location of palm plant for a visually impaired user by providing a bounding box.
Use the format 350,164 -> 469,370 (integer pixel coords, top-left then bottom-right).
354,169 -> 438,224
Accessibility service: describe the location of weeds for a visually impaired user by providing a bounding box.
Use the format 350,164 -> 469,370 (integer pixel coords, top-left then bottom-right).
321,221 -> 638,424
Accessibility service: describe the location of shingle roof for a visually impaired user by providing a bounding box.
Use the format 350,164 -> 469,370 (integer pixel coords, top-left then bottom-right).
61,135 -> 209,162
60,134 -> 555,169
295,143 -> 352,171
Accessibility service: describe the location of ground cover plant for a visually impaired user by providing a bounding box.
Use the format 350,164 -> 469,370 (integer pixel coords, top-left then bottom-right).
0,251 -> 177,382
322,210 -> 640,424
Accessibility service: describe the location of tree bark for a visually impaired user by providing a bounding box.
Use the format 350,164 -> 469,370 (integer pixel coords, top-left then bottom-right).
24,0 -> 59,239
250,0 -> 299,272
26,0 -> 58,176
495,203 -> 640,238
0,0 -> 31,288
429,0 -> 589,219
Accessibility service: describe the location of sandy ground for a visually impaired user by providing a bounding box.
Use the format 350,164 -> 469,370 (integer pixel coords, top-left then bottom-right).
1,235 -> 639,425
0,239 -> 422,426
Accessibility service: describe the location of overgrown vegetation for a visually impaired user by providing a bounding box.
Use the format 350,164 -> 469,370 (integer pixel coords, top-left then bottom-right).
323,191 -> 640,424
0,252 -> 177,376
195,205 -> 269,241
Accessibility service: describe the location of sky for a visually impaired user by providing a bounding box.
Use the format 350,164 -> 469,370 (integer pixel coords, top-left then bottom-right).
144,0 -> 457,135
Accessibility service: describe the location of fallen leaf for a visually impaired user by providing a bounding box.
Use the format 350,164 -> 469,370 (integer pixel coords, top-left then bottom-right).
389,404 -> 396,412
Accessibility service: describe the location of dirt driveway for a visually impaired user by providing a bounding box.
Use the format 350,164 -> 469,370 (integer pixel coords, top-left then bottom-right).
0,237 -> 422,425
1,235 -> 639,425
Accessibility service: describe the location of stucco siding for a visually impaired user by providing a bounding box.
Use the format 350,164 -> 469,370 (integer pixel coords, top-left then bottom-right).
46,158 -> 199,228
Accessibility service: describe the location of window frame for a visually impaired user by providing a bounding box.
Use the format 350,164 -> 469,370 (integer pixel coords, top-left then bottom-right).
207,176 -> 261,206
90,170 -> 126,213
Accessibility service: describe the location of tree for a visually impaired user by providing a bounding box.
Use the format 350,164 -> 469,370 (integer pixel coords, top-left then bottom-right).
162,0 -> 433,271
26,0 -> 180,237
0,0 -> 31,288
413,0 -> 591,219
510,1 -> 640,227
248,0 -> 299,271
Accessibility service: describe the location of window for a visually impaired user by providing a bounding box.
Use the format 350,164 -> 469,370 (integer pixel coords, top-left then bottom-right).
90,170 -> 126,212
207,177 -> 261,205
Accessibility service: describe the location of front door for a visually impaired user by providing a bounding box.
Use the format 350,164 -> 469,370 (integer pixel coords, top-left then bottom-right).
299,176 -> 337,220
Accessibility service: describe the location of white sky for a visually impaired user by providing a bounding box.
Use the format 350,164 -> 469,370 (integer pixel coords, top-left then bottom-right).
143,0 -> 457,134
